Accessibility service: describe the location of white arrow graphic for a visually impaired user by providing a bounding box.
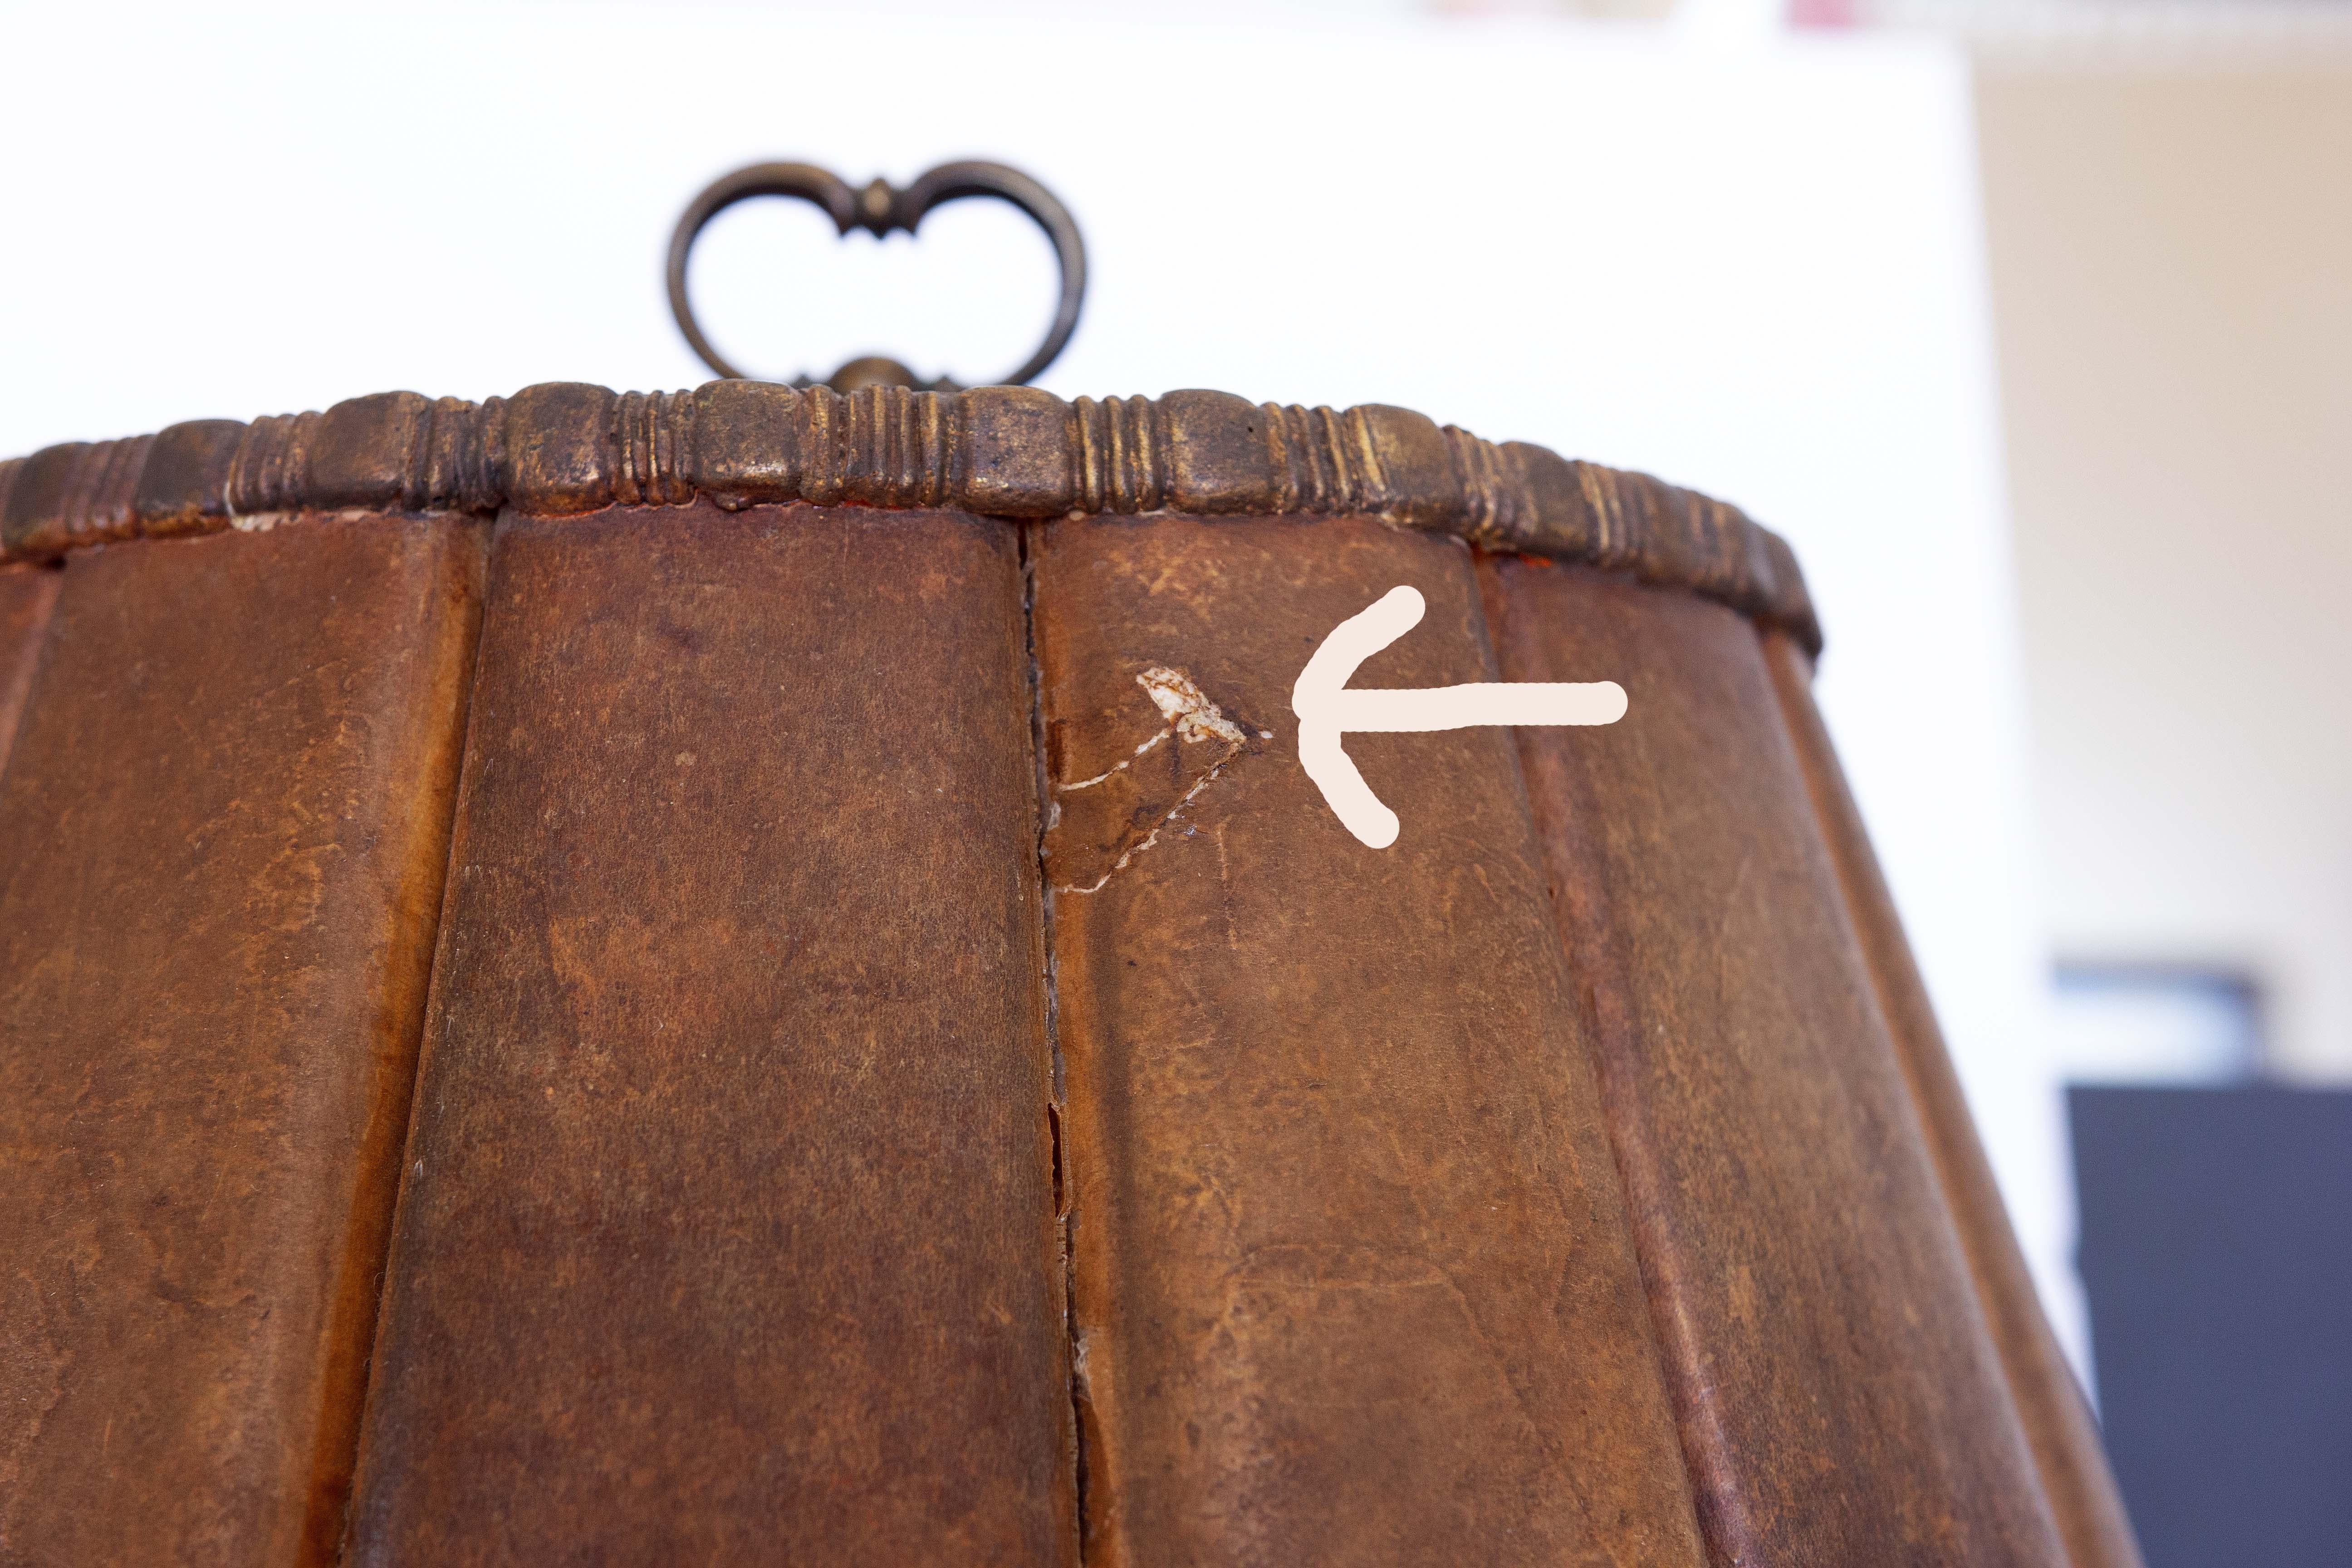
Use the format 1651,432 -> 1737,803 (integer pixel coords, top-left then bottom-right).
1292,584 -> 1627,848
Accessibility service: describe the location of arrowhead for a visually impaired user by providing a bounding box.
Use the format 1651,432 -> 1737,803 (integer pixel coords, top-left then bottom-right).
1291,586 -> 1426,849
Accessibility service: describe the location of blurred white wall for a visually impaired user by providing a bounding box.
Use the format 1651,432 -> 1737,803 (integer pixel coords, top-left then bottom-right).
0,1 -> 2082,1364
1978,66 -> 2352,1083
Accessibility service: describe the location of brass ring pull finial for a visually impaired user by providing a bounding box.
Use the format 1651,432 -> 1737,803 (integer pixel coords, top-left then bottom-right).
667,160 -> 1087,393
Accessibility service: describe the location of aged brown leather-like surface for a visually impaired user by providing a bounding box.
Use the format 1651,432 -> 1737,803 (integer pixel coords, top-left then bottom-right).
1484,557 -> 2068,1567
0,377 -> 2143,1560
0,564 -> 59,779
0,518 -> 483,1567
1031,515 -> 1706,1568
345,502 -> 1071,1565
1762,632 -> 2146,1568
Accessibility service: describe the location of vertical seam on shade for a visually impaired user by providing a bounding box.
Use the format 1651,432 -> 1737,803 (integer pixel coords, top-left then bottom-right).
1016,519 -> 1090,1568
0,566 -> 65,789
319,513 -> 500,1565
1754,627 -> 2133,1568
1467,551 -> 1730,1566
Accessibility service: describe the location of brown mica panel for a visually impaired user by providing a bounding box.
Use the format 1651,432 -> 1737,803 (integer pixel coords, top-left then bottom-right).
345,502 -> 1069,1566
1483,556 -> 2068,1566
1761,633 -> 2146,1568
0,564 -> 60,779
0,517 -> 485,1566
1030,515 -> 1705,1568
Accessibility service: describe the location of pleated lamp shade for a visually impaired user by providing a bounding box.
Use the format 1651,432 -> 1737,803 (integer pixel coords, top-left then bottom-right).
0,383 -> 2141,1567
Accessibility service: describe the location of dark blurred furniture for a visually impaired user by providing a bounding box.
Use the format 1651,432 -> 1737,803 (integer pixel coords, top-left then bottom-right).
2072,1085 -> 2352,1568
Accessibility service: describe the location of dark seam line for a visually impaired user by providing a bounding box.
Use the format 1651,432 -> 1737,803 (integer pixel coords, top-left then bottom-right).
0,563 -> 64,787
1017,519 -> 1092,1565
1469,549 -> 1725,1567
318,513 -> 498,1566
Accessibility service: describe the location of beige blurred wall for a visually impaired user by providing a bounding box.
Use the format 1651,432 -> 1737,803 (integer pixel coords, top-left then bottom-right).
1976,65 -> 2352,1078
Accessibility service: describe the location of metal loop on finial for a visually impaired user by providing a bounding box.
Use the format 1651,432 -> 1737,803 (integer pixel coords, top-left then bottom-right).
666,160 -> 1088,393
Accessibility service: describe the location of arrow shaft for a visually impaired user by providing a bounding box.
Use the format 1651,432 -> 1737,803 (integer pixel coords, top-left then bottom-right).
1333,681 -> 1628,732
